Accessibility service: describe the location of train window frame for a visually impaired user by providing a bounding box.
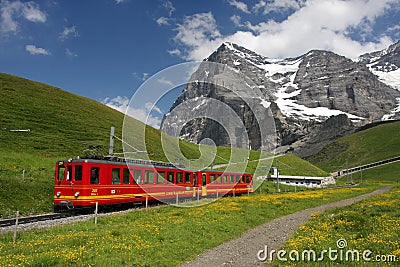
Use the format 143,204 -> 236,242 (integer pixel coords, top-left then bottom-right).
209,174 -> 215,183
90,167 -> 100,184
157,171 -> 165,184
66,166 -> 72,181
224,175 -> 229,183
185,172 -> 191,184
144,170 -> 154,184
202,173 -> 207,186
112,168 -> 120,184
74,165 -> 82,181
57,165 -> 65,181
176,172 -> 183,183
134,170 -> 142,184
123,168 -> 130,184
167,172 -> 174,183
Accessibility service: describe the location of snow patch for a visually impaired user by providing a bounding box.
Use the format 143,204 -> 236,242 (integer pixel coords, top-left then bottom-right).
382,97 -> 400,120
370,68 -> 400,91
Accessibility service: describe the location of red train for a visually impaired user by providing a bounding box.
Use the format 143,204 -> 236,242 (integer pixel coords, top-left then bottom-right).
54,156 -> 253,211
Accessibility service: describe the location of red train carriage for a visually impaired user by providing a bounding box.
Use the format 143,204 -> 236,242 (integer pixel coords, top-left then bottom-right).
54,156 -> 253,211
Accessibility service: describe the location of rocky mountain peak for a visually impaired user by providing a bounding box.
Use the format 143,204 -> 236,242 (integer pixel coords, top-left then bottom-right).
162,40 -> 400,157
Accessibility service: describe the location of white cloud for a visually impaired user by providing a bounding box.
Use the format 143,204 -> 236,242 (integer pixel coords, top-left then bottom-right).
173,0 -> 399,60
167,48 -> 181,56
25,44 -> 50,55
157,77 -> 174,86
132,72 -> 149,81
230,14 -> 242,26
163,0 -> 175,17
0,0 -> 46,33
102,96 -> 163,128
228,0 -> 250,14
115,0 -> 126,4
174,12 -> 222,60
22,1 -> 46,22
253,0 -> 305,14
65,48 -> 77,57
156,16 -> 169,26
59,25 -> 79,41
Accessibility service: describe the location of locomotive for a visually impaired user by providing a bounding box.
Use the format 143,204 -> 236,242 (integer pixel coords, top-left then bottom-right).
54,156 -> 253,211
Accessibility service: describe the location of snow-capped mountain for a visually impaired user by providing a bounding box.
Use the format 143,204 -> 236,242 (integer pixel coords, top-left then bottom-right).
162,41 -> 400,157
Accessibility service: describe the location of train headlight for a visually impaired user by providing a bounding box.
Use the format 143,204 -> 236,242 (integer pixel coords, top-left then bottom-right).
74,192 -> 80,198
56,192 -> 61,197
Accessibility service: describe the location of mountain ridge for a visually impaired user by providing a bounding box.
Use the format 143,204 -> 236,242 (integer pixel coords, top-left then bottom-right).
163,40 -> 400,157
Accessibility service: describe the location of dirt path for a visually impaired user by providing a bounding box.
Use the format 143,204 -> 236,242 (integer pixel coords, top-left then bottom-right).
178,186 -> 392,267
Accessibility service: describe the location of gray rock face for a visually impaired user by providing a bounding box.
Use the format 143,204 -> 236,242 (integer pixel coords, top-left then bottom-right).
294,50 -> 399,120
162,41 -> 400,157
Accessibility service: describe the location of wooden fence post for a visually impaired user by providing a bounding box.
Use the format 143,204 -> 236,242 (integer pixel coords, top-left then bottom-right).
13,211 -> 19,244
94,202 -> 98,225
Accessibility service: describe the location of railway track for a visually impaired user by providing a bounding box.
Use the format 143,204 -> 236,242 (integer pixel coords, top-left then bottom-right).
0,213 -> 72,228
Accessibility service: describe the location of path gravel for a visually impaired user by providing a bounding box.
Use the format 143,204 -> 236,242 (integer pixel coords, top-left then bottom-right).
179,186 -> 392,267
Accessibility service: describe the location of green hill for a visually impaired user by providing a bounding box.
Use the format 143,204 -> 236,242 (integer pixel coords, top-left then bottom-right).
308,120 -> 400,172
0,72 -> 327,217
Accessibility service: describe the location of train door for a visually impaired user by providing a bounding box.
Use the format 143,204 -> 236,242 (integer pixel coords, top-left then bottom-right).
201,173 -> 207,196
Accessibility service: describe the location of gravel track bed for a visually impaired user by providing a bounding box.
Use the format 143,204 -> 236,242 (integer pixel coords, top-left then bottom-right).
179,186 -> 392,267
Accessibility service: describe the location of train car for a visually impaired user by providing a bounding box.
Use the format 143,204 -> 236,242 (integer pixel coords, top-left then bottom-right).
54,156 -> 253,211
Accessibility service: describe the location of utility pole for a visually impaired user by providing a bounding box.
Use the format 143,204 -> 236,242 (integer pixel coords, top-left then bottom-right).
108,127 -> 115,156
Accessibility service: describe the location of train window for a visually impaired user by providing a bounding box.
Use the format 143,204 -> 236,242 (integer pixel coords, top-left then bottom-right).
145,170 -> 154,184
112,168 -> 120,184
167,172 -> 174,183
210,174 -> 216,183
202,173 -> 206,186
235,176 -> 240,183
157,171 -> 165,184
245,176 -> 251,183
123,169 -> 130,184
230,175 -> 235,183
74,165 -> 82,181
185,173 -> 191,183
134,170 -> 142,184
58,165 -> 65,181
90,167 -> 100,184
217,174 -> 222,183
224,175 -> 229,183
66,166 -> 72,181
176,172 -> 183,183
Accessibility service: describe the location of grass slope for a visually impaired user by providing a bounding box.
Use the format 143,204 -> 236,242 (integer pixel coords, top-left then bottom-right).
308,120 -> 400,172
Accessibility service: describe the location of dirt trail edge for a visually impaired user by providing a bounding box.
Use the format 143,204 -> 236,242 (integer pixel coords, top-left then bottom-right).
178,186 -> 392,267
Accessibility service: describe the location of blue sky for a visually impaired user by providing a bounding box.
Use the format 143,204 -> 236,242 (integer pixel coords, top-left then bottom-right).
1,0 -> 400,128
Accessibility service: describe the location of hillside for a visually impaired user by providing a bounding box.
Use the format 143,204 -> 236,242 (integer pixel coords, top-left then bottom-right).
0,73 -> 125,156
0,73 -> 329,217
308,120 -> 400,172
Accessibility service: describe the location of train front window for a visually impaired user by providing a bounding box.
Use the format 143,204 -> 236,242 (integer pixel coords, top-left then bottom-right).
58,165 -> 65,181
74,165 -> 82,181
90,167 -> 100,184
